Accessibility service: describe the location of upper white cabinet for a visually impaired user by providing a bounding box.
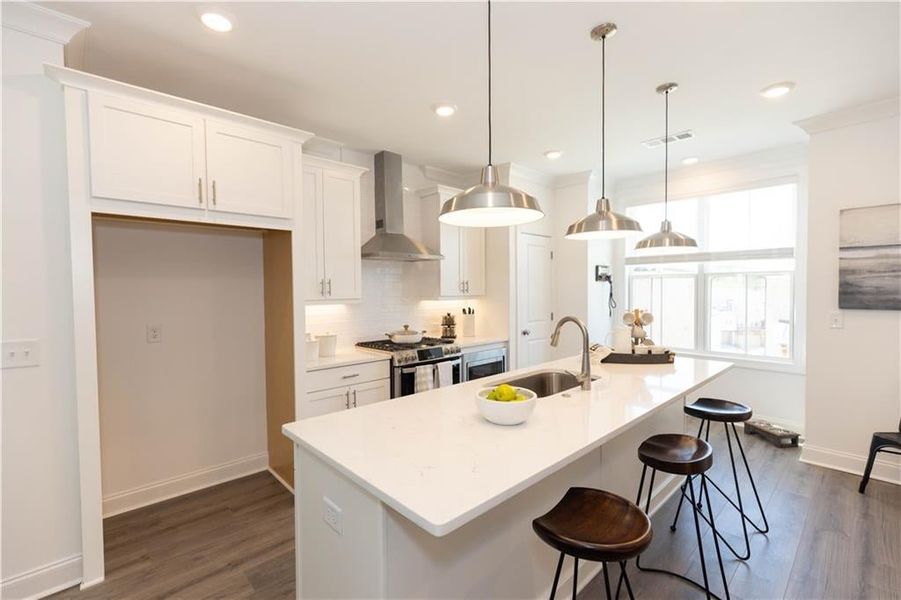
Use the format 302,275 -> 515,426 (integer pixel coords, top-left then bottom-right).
420,185 -> 486,297
88,93 -> 206,209
57,66 -> 313,226
205,120 -> 293,218
303,156 -> 366,301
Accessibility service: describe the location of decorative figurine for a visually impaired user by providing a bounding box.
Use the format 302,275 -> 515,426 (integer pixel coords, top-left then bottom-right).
622,309 -> 655,348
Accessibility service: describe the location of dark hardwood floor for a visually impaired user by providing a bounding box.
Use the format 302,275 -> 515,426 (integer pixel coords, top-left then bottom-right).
51,472 -> 294,600
581,425 -> 901,600
51,430 -> 899,600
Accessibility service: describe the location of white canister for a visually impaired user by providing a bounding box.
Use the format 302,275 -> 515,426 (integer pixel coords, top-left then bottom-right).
607,327 -> 632,354
316,333 -> 338,357
305,334 -> 320,362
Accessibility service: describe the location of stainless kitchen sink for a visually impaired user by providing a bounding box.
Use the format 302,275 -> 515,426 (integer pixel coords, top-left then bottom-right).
501,370 -> 597,398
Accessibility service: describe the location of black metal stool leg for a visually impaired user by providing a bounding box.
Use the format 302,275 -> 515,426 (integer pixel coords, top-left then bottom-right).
731,423 -> 770,533
572,557 -> 578,600
701,474 -> 731,600
601,561 -> 612,600
723,422 -> 751,560
687,476 -> 712,600
549,552 -> 564,600
859,436 -> 880,493
619,561 -> 635,600
671,419 -> 707,532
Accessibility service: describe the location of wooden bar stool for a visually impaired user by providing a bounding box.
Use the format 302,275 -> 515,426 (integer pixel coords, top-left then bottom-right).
533,487 -> 652,600
633,433 -> 730,600
672,397 -> 769,560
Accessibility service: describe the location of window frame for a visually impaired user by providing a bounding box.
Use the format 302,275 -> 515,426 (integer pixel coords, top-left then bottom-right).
621,173 -> 805,374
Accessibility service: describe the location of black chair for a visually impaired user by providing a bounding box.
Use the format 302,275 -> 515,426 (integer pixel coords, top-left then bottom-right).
533,487 -> 653,600
859,418 -> 901,494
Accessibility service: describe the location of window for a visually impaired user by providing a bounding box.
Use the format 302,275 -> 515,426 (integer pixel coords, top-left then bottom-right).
625,183 -> 797,363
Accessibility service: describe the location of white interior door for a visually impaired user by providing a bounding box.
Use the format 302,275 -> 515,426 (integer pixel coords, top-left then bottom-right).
87,92 -> 205,208
516,233 -> 555,369
302,166 -> 325,300
205,120 -> 292,218
351,379 -> 391,408
462,227 -> 486,296
321,169 -> 361,300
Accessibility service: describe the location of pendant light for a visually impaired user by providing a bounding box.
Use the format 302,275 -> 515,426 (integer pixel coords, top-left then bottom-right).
635,83 -> 699,252
439,1 -> 544,228
565,23 -> 642,240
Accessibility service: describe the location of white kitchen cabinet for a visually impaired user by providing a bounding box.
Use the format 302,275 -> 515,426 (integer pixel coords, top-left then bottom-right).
421,186 -> 486,298
87,92 -> 206,209
304,361 -> 390,418
205,120 -> 292,218
86,90 -> 298,220
303,156 -> 367,301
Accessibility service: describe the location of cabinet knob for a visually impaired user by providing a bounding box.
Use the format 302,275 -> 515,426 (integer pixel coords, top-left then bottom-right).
522,329 -> 531,336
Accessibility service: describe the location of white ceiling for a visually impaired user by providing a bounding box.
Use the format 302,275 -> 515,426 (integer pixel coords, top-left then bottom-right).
45,1 -> 899,180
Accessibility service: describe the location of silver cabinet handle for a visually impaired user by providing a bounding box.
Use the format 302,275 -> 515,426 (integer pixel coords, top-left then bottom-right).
212,180 -> 217,205
466,280 -> 470,293
345,390 -> 350,410
459,280 -> 464,293
341,373 -> 360,379
197,178 -> 203,204
320,279 -> 325,296
327,278 -> 332,296
522,329 -> 531,336
352,389 -> 357,408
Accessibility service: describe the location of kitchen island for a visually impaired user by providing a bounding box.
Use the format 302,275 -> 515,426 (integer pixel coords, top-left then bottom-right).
283,355 -> 731,599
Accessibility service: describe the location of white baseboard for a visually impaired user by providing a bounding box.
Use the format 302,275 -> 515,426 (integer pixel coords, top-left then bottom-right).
0,554 -> 81,600
103,452 -> 269,517
800,444 -> 901,486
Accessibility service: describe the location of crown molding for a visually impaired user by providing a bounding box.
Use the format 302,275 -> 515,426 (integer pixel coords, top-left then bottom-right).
303,136 -> 346,161
302,153 -> 368,176
505,162 -> 556,188
553,170 -> 598,189
794,97 -> 900,135
419,164 -> 473,189
416,184 -> 461,200
1,2 -> 89,45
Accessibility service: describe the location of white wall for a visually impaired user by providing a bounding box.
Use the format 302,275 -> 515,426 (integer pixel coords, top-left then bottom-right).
92,220 -> 268,515
798,100 -> 901,484
1,6 -> 88,598
611,145 -> 809,431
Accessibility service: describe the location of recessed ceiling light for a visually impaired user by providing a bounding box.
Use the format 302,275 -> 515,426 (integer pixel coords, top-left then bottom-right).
432,103 -> 457,117
760,81 -> 795,99
682,156 -> 699,165
544,150 -> 563,160
200,12 -> 233,33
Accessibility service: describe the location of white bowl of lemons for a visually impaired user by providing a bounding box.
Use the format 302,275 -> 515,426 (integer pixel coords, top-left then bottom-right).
476,384 -> 537,426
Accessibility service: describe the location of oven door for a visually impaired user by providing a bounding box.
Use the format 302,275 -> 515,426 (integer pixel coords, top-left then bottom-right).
393,357 -> 462,398
463,347 -> 507,382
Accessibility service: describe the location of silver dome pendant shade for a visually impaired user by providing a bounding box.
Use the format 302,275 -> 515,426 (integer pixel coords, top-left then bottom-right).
635,83 -> 698,253
565,23 -> 642,240
439,1 -> 543,228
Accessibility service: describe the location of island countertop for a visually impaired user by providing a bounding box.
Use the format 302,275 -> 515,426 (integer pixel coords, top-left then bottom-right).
283,355 -> 731,537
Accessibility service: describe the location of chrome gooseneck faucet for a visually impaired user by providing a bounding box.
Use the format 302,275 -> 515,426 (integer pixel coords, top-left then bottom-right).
549,316 -> 593,390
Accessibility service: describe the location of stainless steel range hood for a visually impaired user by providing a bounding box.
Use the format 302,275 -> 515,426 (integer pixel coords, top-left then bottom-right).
361,151 -> 442,262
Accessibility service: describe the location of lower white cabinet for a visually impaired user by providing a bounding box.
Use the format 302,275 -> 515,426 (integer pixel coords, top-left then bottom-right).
304,362 -> 390,418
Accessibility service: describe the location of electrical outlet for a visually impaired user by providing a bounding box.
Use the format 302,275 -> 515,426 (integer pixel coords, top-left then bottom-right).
323,496 -> 342,535
146,324 -> 162,343
829,311 -> 844,329
1,340 -> 41,369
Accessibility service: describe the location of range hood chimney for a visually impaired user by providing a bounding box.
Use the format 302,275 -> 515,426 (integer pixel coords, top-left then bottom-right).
361,151 -> 442,262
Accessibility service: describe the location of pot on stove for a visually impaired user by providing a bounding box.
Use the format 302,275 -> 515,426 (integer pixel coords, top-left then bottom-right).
385,325 -> 426,344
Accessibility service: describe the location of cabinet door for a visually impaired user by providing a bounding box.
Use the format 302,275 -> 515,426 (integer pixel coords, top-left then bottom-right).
302,166 -> 326,300
439,224 -> 463,297
461,227 -> 486,296
87,93 -> 205,208
321,169 -> 361,300
304,387 -> 349,419
351,379 -> 391,408
205,120 -> 292,218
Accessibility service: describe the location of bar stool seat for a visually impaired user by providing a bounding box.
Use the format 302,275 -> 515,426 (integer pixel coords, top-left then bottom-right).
533,487 -> 652,563
684,398 -> 752,423
638,433 -> 713,475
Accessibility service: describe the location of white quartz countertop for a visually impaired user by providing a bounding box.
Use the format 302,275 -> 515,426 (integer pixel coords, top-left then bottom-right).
305,349 -> 389,372
284,355 -> 731,537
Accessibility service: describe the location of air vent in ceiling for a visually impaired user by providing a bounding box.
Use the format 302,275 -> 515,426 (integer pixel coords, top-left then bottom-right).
641,129 -> 694,148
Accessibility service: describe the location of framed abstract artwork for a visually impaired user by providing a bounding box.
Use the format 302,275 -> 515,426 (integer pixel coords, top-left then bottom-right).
839,203 -> 901,310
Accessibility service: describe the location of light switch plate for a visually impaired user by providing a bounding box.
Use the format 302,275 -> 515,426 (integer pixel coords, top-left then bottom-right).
829,310 -> 844,329
323,496 -> 343,535
2,340 -> 41,369
146,324 -> 162,343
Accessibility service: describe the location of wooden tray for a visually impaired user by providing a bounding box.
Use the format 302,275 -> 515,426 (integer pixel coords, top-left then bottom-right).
601,351 -> 674,364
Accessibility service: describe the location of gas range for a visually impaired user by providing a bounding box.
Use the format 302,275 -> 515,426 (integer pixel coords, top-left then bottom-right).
356,337 -> 461,366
